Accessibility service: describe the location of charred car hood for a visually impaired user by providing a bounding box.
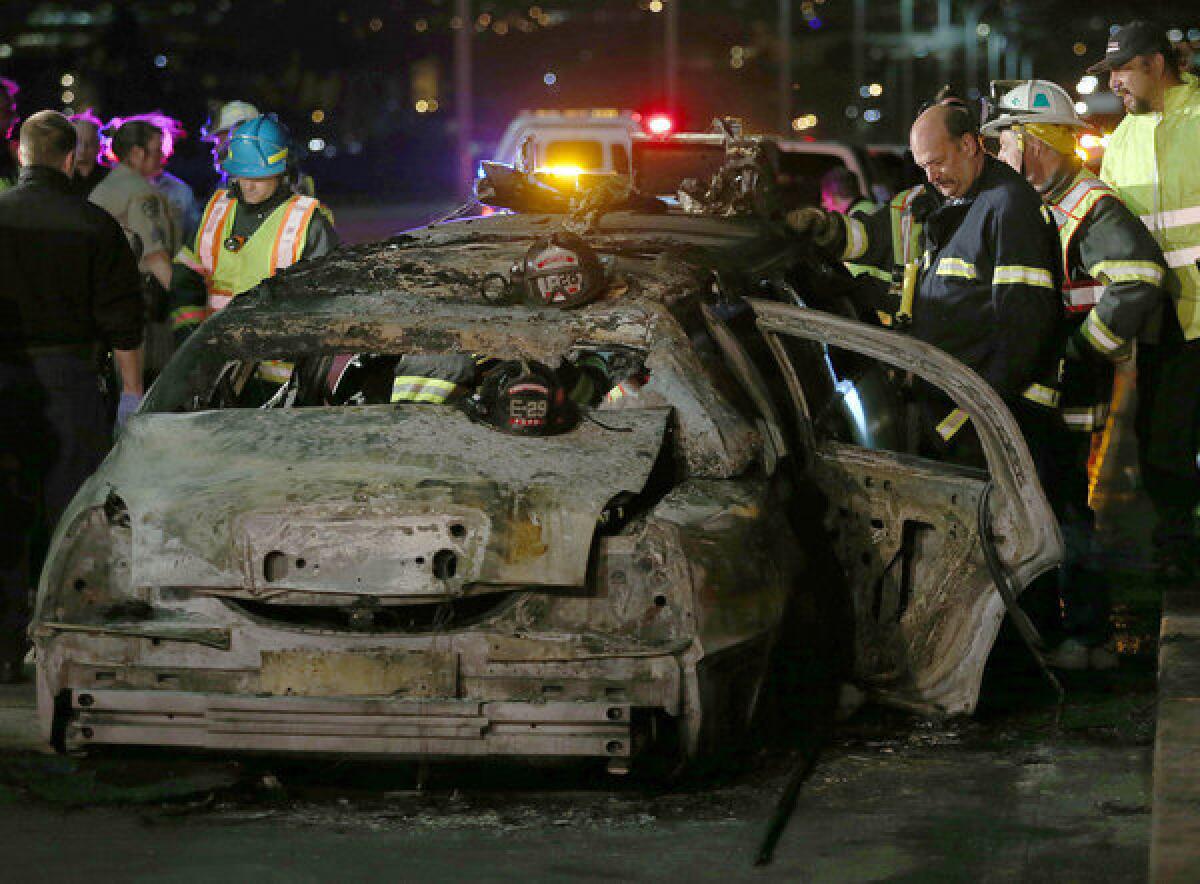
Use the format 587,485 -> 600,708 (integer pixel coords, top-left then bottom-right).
98,406 -> 670,597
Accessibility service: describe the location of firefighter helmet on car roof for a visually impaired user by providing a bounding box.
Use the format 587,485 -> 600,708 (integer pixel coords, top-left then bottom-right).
519,232 -> 606,309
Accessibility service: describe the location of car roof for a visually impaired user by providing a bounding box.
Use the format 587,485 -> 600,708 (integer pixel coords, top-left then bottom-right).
193,211 -> 795,353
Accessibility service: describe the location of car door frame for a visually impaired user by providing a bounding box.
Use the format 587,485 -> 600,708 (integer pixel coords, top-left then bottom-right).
742,297 -> 1062,715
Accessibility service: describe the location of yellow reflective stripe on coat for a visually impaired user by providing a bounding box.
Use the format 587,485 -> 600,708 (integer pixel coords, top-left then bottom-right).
935,257 -> 977,279
1089,259 -> 1164,287
1061,404 -> 1110,433
847,262 -> 892,282
256,360 -> 294,385
391,376 -> 460,403
993,265 -> 1055,289
842,216 -> 868,261
1081,309 -> 1128,358
936,408 -> 969,441
1021,383 -> 1060,408
1139,205 -> 1200,234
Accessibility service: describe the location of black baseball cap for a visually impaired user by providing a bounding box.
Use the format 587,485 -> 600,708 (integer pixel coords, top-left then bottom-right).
1087,21 -> 1175,74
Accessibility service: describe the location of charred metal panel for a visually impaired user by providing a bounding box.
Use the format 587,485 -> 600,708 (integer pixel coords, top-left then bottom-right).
92,407 -> 668,596
259,649 -> 457,698
66,692 -> 635,758
750,300 -> 1063,715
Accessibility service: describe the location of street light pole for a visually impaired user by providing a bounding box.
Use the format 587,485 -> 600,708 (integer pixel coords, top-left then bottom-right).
454,0 -> 472,196
853,0 -> 865,102
964,5 -> 980,98
937,0 -> 952,88
901,0 -> 914,123
666,0 -> 679,114
779,0 -> 792,133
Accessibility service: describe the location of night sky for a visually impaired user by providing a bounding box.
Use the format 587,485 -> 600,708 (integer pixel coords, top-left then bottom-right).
0,1 -> 1196,196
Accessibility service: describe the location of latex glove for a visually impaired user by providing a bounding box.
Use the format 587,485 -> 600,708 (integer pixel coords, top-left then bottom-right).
116,392 -> 142,432
785,207 -> 846,254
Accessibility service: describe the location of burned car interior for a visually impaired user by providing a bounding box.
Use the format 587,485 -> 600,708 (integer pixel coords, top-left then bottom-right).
31,147 -> 1061,770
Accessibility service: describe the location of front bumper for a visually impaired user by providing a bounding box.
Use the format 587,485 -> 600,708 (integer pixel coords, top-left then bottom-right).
67,690 -> 634,759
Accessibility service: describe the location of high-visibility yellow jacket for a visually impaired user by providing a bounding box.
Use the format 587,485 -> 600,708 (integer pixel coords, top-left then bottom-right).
1100,72 -> 1200,340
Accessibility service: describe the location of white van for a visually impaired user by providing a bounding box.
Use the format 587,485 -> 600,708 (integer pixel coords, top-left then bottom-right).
490,110 -> 641,178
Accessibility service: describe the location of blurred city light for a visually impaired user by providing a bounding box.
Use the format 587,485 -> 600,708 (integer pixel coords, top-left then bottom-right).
649,0 -> 664,12
1076,75 -> 1098,95
153,54 -> 168,68
60,73 -> 74,87
976,23 -> 991,38
311,109 -> 326,123
868,82 -> 883,97
308,137 -> 326,152
1074,101 -> 1088,115
863,109 -> 881,123
543,71 -> 557,86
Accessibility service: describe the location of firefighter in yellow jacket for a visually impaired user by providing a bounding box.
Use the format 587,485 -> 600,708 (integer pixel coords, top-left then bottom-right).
1086,21 -> 1200,575
983,78 -> 1170,667
168,114 -> 337,370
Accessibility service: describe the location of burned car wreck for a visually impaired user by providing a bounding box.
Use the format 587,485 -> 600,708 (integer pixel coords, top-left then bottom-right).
31,199 -> 1061,769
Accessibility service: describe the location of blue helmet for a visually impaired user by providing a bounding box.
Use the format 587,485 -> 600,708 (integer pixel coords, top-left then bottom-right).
221,114 -> 290,178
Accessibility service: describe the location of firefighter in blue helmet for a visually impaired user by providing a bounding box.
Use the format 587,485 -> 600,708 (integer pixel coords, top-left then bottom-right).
168,116 -> 337,354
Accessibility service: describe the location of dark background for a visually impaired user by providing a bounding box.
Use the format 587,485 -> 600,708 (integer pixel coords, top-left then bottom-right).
0,1 -> 1196,200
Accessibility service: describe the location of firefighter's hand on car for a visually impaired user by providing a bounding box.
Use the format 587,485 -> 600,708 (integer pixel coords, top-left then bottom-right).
785,207 -> 846,255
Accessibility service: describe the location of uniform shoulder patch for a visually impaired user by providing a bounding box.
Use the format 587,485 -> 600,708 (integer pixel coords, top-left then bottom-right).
141,196 -> 161,219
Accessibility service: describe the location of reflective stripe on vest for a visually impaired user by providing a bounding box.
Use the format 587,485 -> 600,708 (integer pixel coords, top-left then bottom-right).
270,196 -> 320,274
1048,169 -> 1117,317
1063,282 -> 1104,313
197,190 -> 235,278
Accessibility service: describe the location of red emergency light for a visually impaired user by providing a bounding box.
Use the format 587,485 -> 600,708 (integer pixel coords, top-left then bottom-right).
645,114 -> 674,136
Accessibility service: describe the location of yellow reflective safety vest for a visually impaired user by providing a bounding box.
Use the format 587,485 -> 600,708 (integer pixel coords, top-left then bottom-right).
185,188 -> 320,314
1048,170 -> 1118,433
1101,73 -> 1200,340
179,189 -> 320,386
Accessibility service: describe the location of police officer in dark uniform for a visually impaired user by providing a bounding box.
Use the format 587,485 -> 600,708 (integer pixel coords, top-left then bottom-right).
0,110 -> 143,681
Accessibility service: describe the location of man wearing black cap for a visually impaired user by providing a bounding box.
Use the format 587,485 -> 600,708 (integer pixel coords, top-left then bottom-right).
1087,22 -> 1200,575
